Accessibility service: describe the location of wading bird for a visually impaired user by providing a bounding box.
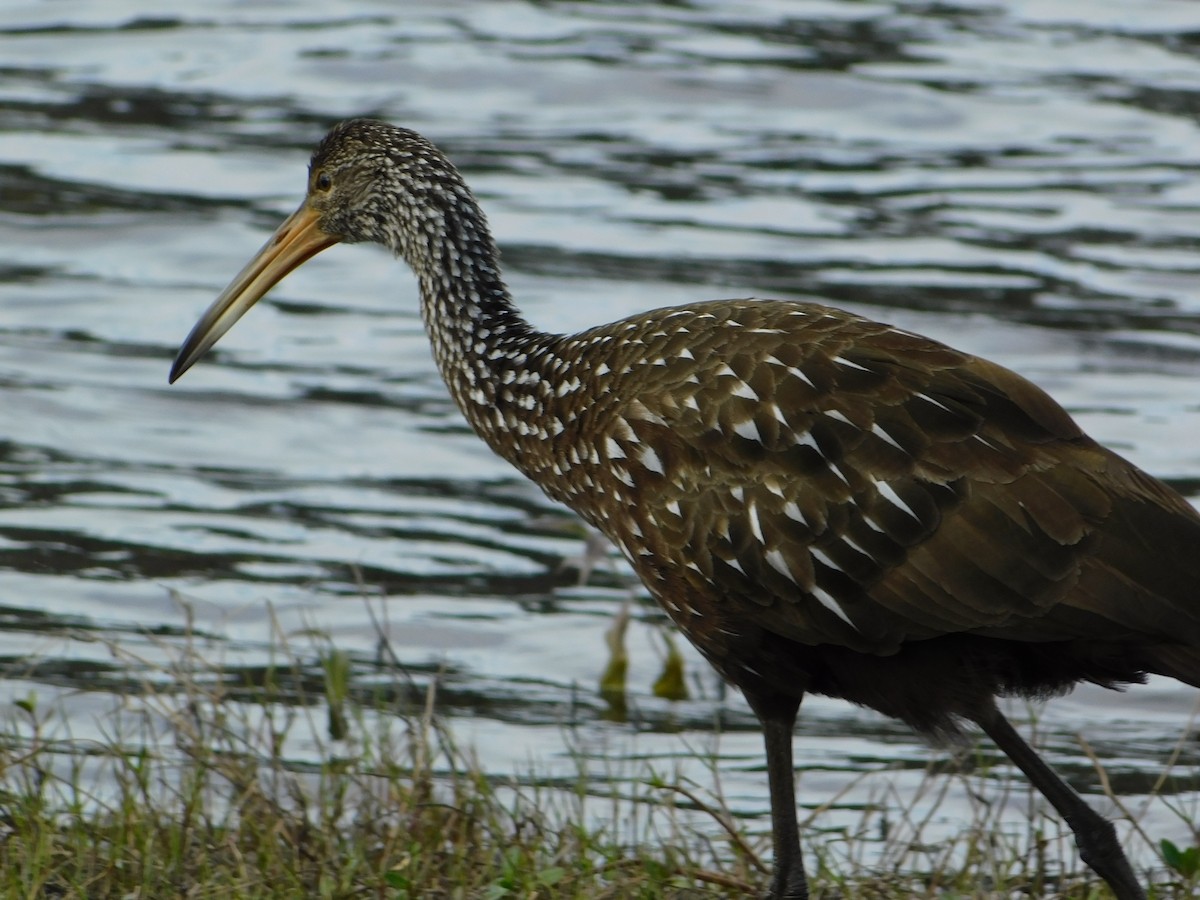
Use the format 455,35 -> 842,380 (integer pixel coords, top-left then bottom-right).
171,119 -> 1200,900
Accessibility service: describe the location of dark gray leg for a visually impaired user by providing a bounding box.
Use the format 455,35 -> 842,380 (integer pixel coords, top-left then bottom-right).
973,702 -> 1147,900
744,689 -> 808,900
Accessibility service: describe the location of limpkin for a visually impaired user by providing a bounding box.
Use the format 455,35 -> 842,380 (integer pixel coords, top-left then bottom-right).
170,119 -> 1200,900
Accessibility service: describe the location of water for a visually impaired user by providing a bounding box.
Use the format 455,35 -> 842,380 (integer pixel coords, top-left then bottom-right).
4,0 -> 1200,879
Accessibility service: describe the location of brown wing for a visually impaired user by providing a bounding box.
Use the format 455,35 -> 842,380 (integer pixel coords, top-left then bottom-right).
574,300 -> 1200,658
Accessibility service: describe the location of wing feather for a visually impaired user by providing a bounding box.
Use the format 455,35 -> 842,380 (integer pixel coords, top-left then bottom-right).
573,300 -> 1200,662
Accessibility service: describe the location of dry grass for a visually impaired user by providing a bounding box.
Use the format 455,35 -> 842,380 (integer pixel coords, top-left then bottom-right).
0,597 -> 1194,899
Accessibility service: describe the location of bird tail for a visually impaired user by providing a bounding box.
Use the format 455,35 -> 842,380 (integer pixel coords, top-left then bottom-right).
1146,644 -> 1200,689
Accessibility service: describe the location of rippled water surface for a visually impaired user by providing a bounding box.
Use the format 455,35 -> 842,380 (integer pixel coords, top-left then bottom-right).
5,0 -> 1200,879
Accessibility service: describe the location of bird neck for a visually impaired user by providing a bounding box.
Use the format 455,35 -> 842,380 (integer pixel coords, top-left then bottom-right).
418,270 -> 534,379
401,189 -> 525,363
419,272 -> 560,470
410,211 -> 560,469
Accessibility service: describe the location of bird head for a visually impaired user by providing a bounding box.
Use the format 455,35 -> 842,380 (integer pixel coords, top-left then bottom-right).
170,119 -> 473,383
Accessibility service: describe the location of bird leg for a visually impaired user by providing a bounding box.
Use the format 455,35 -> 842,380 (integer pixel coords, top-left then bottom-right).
743,688 -> 808,900
972,701 -> 1147,900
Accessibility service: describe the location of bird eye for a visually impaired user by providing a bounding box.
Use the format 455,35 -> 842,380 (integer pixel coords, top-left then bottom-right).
314,171 -> 332,192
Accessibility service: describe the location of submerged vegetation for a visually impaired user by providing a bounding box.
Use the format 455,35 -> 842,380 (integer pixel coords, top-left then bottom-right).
0,597 -> 1195,898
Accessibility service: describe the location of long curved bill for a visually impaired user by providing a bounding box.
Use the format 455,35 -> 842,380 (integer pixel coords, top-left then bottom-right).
169,202 -> 339,383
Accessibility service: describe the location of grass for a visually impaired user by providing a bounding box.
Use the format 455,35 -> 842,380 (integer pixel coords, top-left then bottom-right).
0,597 -> 1196,898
